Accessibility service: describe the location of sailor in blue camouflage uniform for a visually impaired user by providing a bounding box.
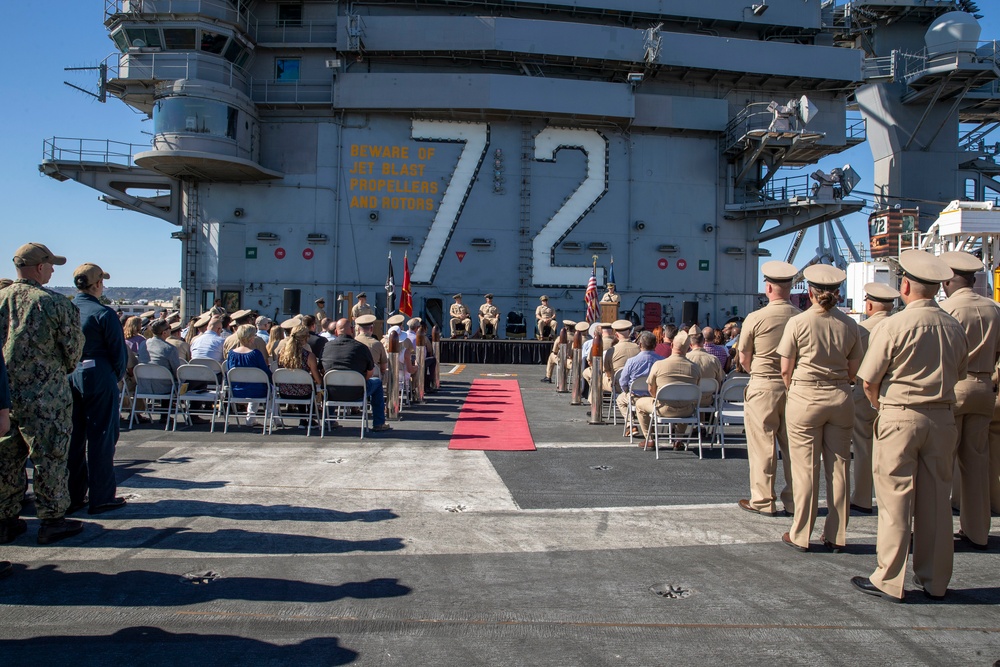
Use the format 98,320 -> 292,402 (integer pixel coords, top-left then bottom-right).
0,243 -> 86,545
68,263 -> 129,515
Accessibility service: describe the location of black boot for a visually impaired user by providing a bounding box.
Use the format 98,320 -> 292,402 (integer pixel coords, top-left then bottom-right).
0,518 -> 27,544
37,518 -> 84,545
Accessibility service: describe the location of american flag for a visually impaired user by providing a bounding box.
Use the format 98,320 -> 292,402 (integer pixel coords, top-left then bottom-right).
584,265 -> 599,323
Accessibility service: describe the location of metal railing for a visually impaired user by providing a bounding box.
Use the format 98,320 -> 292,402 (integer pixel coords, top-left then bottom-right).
250,79 -> 334,105
256,21 -> 337,44
41,137 -> 148,167
724,103 -> 866,151
897,39 -> 1000,81
105,0 -> 258,39
105,51 -> 250,95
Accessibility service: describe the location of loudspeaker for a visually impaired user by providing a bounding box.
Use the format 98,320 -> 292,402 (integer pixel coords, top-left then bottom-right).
283,288 -> 301,315
682,301 -> 698,326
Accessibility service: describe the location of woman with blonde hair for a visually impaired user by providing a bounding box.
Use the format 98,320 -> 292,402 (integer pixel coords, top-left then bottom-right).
277,325 -> 322,396
123,316 -> 149,362
227,324 -> 272,425
777,264 -> 862,553
265,323 -> 285,363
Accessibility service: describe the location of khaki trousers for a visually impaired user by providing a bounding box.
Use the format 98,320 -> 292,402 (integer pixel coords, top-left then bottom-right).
870,405 -> 957,599
990,393 -> 1000,514
744,377 -> 794,514
851,384 -> 877,509
785,383 -> 853,548
951,376 -> 995,545
635,396 -> 694,438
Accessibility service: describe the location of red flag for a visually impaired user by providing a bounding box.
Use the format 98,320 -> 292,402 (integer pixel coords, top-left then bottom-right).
584,265 -> 599,323
400,252 -> 413,317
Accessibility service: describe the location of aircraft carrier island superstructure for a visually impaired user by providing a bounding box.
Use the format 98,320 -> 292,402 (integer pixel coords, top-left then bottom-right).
39,0 -> 1000,329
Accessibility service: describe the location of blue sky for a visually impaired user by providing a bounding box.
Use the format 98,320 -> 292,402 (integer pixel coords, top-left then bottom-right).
2,2 -> 998,287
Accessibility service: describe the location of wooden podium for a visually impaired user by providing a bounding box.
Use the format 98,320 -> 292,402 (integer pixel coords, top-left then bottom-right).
599,302 -> 619,323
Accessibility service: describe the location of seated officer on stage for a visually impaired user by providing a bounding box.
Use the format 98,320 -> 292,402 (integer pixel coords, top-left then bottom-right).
478,294 -> 499,339
449,294 -> 471,339
535,295 -> 556,340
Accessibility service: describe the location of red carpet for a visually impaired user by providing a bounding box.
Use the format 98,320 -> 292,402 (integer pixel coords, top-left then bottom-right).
448,379 -> 536,451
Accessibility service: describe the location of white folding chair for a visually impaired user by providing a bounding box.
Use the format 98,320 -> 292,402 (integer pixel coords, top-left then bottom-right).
622,375 -> 649,444
174,363 -> 223,431
602,369 -> 622,425
698,377 -> 721,455
649,383 -> 702,459
717,375 -> 750,457
118,379 -> 132,420
270,368 -> 316,436
223,367 -> 272,433
322,370 -> 370,439
130,363 -> 177,431
189,357 -> 227,393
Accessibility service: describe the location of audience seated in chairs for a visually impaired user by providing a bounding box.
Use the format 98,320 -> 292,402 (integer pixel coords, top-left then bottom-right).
322,319 -> 391,432
275,324 -> 323,426
226,324 -> 272,426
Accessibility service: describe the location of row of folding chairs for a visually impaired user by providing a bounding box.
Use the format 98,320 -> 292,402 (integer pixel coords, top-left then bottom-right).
128,360 -> 373,438
619,373 -> 750,459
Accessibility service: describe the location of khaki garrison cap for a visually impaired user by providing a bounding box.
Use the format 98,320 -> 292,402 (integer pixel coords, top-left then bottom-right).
611,319 -> 633,332
938,251 -> 983,275
386,314 -> 405,326
898,249 -> 953,285
13,242 -> 66,268
864,282 -> 900,303
574,322 -> 590,333
356,314 -> 377,326
673,329 -> 690,349
688,324 -> 700,335
193,312 -> 212,328
73,263 -> 110,284
281,316 -> 303,330
230,309 -> 252,320
802,264 -> 846,289
761,260 -> 798,283
562,319 -> 576,328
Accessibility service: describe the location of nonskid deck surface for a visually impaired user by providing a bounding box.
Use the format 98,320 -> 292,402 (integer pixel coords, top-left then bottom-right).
1,363 -> 998,665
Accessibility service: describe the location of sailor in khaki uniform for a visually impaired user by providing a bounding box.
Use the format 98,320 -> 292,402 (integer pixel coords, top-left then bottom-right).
542,320 -> 577,383
851,282 -> 900,513
601,282 -> 620,304
355,313 -> 389,379
315,298 -> 327,323
449,294 -> 472,338
939,250 -> 1000,549
478,294 -> 499,338
737,261 -> 800,517
852,250 -> 967,602
535,296 -> 556,340
778,264 -> 861,552
634,330 -> 701,444
608,319 -> 639,386
351,293 -> 373,320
